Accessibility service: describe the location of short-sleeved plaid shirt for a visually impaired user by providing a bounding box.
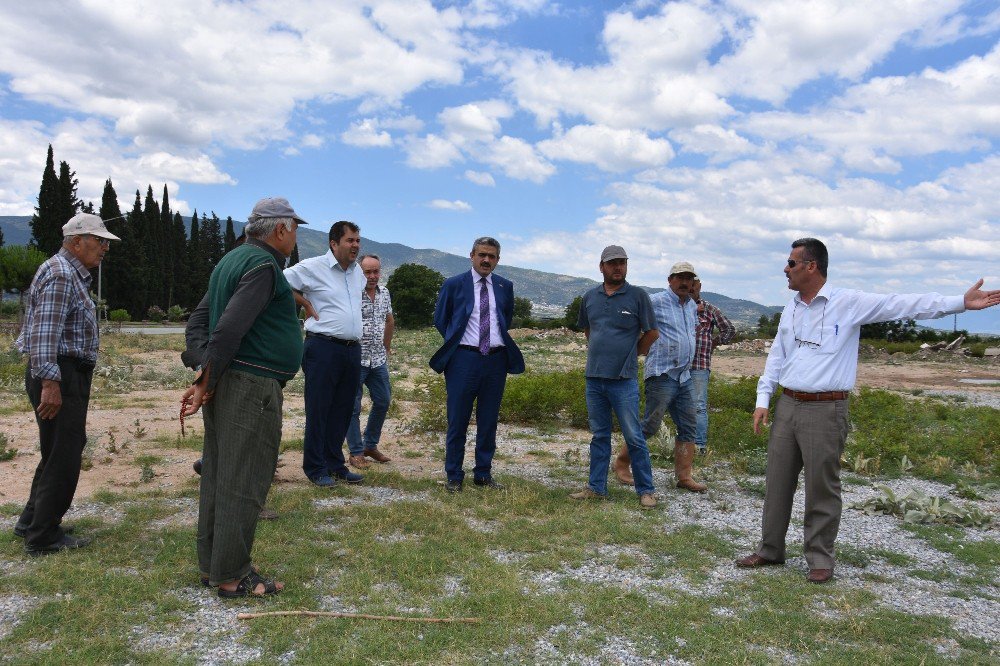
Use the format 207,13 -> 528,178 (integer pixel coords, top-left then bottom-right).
692,299 -> 735,370
16,248 -> 99,381
360,285 -> 392,368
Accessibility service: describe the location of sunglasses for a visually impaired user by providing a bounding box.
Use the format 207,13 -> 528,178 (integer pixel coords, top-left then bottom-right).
786,258 -> 814,268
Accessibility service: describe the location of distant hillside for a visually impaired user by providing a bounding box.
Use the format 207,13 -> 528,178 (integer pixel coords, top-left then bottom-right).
1,215 -> 780,327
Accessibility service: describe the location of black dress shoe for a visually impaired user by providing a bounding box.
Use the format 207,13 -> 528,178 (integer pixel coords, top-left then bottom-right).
445,480 -> 463,493
14,523 -> 74,539
25,534 -> 91,557
473,478 -> 505,490
193,459 -> 203,475
333,470 -> 363,485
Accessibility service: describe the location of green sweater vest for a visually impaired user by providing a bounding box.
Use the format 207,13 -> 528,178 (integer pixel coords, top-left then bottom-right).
208,243 -> 303,381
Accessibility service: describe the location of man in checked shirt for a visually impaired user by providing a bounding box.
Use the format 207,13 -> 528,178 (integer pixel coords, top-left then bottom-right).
690,278 -> 736,454
14,213 -> 119,555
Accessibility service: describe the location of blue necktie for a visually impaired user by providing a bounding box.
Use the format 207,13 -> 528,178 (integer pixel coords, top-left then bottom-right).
478,278 -> 490,355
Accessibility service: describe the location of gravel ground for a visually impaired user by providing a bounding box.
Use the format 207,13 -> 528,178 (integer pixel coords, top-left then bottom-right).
3,457 -> 997,662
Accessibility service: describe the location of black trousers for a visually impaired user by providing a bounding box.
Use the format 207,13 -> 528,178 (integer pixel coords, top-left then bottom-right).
19,357 -> 93,547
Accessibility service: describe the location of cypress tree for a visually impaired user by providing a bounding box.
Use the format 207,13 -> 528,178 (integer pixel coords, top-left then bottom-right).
142,186 -> 165,310
98,179 -> 127,313
185,213 -> 205,308
55,160 -> 81,233
0,225 -> 4,248
201,212 -> 224,268
125,190 -> 149,318
224,216 -> 237,252
81,201 -> 95,214
171,211 -> 188,307
29,145 -> 61,255
160,185 -> 180,306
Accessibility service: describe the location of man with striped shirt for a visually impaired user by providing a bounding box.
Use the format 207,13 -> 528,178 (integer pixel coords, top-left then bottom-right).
14,213 -> 119,555
690,278 -> 736,454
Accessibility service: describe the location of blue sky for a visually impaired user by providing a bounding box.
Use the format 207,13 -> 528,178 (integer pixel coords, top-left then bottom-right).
1,1 -> 998,331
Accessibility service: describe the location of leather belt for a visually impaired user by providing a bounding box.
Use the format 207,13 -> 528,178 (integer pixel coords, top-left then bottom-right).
458,344 -> 505,355
783,388 -> 849,402
306,331 -> 358,347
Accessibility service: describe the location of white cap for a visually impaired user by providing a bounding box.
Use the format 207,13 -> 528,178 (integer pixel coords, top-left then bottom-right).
62,213 -> 121,241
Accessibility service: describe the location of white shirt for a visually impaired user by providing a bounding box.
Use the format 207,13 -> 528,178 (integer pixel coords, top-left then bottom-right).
459,270 -> 505,348
283,251 -> 365,341
755,284 -> 964,408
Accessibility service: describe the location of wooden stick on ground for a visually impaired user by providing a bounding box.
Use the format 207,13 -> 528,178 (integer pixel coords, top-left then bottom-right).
237,610 -> 481,624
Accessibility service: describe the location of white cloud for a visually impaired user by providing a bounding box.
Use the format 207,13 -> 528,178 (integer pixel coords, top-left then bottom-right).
465,170 -> 496,186
403,134 -> 464,169
739,45 -> 1000,163
713,0 -> 964,103
341,119 -> 393,148
428,198 -> 473,212
669,124 -> 756,163
538,124 -> 674,172
301,133 -> 324,148
439,100 -> 513,144
483,136 -> 555,183
0,1 -> 467,152
508,154 -> 1000,305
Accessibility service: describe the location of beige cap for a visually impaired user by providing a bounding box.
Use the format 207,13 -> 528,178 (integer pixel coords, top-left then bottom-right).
669,261 -> 697,277
62,213 -> 121,241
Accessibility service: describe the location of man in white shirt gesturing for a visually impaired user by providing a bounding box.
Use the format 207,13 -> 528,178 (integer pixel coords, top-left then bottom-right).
736,237 -> 1000,584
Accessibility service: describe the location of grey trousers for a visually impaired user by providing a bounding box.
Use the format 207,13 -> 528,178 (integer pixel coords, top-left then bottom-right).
756,393 -> 850,569
197,370 -> 283,585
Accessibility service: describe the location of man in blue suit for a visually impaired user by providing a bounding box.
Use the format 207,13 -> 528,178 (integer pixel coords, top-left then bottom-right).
430,237 -> 525,492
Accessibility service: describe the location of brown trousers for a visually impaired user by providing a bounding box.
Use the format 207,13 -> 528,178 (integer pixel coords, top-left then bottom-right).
756,393 -> 850,569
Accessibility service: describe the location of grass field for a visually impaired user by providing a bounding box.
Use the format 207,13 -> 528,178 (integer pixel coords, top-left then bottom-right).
0,328 -> 997,664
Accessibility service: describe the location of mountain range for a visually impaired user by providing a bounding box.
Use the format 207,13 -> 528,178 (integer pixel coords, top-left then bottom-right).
1,214 -> 781,327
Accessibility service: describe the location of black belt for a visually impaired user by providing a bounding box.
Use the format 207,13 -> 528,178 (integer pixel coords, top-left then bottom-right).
57,355 -> 96,371
458,344 -> 505,355
306,331 -> 358,347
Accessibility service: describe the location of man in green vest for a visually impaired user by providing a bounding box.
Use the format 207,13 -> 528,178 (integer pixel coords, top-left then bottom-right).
181,196 -> 305,598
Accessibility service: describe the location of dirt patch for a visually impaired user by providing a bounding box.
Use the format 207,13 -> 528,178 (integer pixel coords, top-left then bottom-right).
0,345 -> 996,508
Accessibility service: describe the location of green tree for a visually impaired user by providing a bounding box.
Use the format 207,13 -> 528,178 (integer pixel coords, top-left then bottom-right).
124,190 -> 150,318
201,212 -> 224,267
55,160 -> 81,237
224,216 -> 237,252
142,186 -> 165,307
757,312 -> 781,338
29,145 -> 61,255
385,263 -> 444,328
97,178 -> 127,313
512,296 -> 533,327
0,224 -> 4,248
861,318 -> 917,342
563,295 -> 583,330
0,245 -> 48,322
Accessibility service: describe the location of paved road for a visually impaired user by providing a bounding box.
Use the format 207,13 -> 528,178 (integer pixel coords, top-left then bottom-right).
109,326 -> 185,335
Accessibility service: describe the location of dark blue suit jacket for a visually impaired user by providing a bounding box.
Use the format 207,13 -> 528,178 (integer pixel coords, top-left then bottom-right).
429,271 -> 525,375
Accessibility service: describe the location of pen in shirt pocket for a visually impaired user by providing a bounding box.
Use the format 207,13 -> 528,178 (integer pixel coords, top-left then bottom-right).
834,324 -> 838,336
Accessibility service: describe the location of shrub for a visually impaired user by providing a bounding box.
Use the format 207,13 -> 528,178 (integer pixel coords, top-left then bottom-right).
146,305 -> 166,323
109,309 -> 130,323
166,305 -> 187,322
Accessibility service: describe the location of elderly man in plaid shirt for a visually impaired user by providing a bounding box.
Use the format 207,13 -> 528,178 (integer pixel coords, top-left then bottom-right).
691,278 -> 735,454
14,213 -> 119,555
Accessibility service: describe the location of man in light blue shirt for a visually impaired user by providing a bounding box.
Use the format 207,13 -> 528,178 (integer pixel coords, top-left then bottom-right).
616,261 -> 707,493
284,221 -> 366,488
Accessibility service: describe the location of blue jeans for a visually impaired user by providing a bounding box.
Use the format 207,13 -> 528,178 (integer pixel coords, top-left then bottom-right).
642,374 -> 697,443
346,363 -> 391,456
584,378 -> 655,496
689,369 -> 710,450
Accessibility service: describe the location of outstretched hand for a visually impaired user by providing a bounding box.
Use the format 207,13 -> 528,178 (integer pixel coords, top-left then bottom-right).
964,279 -> 1000,311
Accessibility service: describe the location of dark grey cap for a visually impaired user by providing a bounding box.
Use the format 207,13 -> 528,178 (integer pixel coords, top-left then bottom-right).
248,197 -> 308,224
600,245 -> 628,262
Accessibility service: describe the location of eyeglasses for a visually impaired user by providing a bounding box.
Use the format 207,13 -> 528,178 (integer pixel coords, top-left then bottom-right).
786,258 -> 814,268
792,300 -> 827,349
86,235 -> 111,247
